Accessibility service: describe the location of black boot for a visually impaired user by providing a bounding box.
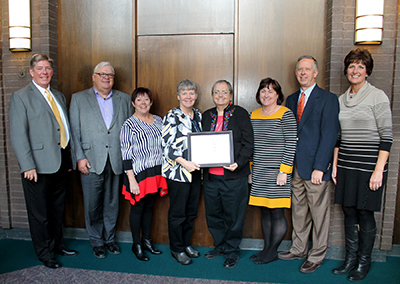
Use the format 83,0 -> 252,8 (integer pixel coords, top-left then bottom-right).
348,227 -> 376,281
332,224 -> 359,275
142,239 -> 162,255
132,243 -> 149,261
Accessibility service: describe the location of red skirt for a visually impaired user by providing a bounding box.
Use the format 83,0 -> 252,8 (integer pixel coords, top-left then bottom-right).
122,165 -> 168,205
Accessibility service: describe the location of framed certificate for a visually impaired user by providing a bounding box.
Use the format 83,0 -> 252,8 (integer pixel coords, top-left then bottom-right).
188,131 -> 234,167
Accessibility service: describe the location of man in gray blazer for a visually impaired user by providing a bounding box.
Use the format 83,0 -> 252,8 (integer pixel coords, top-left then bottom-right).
9,53 -> 78,269
69,62 -> 133,258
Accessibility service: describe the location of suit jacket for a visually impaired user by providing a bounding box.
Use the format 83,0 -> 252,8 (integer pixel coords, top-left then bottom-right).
69,87 -> 133,175
9,82 -> 71,174
286,84 -> 339,181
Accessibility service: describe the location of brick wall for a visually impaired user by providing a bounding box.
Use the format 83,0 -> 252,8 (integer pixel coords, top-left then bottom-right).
326,0 -> 400,250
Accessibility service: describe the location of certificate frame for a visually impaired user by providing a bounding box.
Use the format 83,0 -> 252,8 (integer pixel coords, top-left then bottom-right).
188,130 -> 234,167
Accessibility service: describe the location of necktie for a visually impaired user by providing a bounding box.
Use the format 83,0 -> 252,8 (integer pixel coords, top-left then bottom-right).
297,92 -> 305,123
45,89 -> 67,149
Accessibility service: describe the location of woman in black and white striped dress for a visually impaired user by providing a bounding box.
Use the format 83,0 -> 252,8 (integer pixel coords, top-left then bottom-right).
249,78 -> 297,265
120,87 -> 168,261
332,49 -> 393,281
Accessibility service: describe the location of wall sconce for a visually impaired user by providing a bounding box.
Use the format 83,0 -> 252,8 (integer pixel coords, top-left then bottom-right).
355,0 -> 384,45
9,0 -> 31,51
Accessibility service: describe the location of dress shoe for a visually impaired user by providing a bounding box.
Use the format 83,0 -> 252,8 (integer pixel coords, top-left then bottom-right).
223,256 -> 239,269
142,239 -> 162,255
132,243 -> 149,261
205,248 -> 223,260
55,246 -> 78,256
171,251 -> 192,265
93,246 -> 106,259
252,255 -> 279,265
184,246 -> 199,258
106,242 -> 121,255
300,260 -> 321,273
43,258 -> 62,269
278,251 -> 306,261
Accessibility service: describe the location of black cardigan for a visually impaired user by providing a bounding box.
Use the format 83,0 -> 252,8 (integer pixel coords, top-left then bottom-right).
202,104 -> 253,180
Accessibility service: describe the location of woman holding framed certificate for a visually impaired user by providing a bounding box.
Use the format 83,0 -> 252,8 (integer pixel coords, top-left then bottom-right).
162,79 -> 202,265
202,80 -> 254,269
249,78 -> 297,265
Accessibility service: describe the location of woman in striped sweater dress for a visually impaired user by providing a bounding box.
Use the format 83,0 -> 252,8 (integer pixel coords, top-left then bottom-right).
120,87 -> 168,261
332,49 -> 393,281
249,78 -> 297,264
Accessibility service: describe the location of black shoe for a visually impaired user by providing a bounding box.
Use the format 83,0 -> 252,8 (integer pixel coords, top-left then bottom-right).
43,258 -> 62,269
55,246 -> 78,256
106,242 -> 121,255
332,224 -> 359,275
224,256 -> 239,269
142,239 -> 162,255
184,246 -> 199,258
132,243 -> 149,261
205,248 -> 223,259
93,246 -> 106,259
171,251 -> 192,265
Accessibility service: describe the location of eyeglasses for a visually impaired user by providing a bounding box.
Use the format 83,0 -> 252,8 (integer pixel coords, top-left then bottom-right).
213,90 -> 229,95
95,72 -> 115,78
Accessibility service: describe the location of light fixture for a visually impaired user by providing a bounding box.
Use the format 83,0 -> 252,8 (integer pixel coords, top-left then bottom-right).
8,0 -> 31,51
355,0 -> 384,45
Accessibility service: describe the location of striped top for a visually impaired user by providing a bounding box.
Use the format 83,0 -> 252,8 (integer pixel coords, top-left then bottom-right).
249,106 -> 297,208
120,115 -> 163,174
337,82 -> 393,172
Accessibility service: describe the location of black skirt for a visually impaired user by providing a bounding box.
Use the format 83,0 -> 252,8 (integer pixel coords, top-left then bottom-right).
334,167 -> 387,212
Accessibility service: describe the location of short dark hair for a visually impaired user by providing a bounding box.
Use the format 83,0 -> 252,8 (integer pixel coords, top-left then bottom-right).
344,48 -> 374,76
211,79 -> 233,95
256,77 -> 284,106
30,53 -> 53,69
132,87 -> 153,103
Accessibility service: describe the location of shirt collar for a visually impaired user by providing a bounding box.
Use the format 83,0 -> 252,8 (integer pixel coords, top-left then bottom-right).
32,80 -> 50,95
299,83 -> 316,100
94,87 -> 113,100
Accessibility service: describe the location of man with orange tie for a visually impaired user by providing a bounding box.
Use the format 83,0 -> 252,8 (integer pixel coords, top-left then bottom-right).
9,53 -> 78,269
278,55 -> 339,273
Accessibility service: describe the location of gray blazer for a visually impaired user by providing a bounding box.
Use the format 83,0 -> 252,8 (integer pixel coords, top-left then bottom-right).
9,82 -> 71,174
69,87 -> 133,175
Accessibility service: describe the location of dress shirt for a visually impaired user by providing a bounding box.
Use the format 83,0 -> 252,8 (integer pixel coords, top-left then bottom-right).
94,87 -> 113,129
32,80 -> 70,142
298,83 -> 316,107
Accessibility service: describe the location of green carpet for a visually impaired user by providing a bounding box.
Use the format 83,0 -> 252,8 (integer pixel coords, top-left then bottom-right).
1,239 -> 399,283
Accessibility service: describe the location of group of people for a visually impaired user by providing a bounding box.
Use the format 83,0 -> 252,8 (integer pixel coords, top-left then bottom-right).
9,48 -> 392,282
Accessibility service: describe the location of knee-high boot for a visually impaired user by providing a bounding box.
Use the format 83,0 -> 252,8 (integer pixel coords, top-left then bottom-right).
332,224 -> 359,275
348,227 -> 376,282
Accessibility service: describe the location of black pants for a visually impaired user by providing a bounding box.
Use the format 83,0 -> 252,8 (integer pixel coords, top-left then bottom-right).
203,175 -> 248,258
21,148 -> 70,262
167,171 -> 201,252
130,193 -> 157,244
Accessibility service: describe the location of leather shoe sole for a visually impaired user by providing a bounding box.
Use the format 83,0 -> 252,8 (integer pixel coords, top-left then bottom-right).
55,247 -> 78,256
171,251 -> 192,265
278,251 -> 306,261
43,259 -> 61,269
300,261 -> 321,273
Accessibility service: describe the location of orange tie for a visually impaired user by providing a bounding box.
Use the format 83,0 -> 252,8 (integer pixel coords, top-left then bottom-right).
297,92 -> 305,123
45,89 -> 67,149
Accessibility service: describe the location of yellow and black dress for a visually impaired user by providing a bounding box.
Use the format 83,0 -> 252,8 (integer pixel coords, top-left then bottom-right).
249,106 -> 297,208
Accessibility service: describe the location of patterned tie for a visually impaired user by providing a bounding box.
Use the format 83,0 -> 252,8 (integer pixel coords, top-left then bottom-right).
45,89 -> 67,149
297,92 -> 305,123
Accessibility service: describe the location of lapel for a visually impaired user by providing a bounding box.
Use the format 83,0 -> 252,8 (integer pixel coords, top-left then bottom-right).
87,87 -> 108,130
29,82 -> 56,118
298,85 -> 320,131
109,90 -> 121,130
289,91 -> 300,117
